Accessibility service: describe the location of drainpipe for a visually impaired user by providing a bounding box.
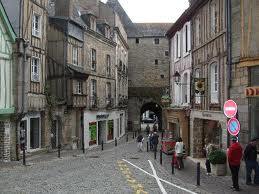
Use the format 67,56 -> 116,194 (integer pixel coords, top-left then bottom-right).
226,0 -> 232,99
226,0 -> 232,147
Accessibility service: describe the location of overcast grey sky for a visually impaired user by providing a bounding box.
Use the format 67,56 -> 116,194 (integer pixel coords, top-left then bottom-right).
101,0 -> 189,23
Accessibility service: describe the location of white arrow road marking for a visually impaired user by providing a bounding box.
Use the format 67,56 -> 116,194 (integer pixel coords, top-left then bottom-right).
122,159 -> 197,194
148,160 -> 167,194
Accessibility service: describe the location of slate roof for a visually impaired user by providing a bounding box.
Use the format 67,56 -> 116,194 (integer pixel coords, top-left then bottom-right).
134,23 -> 172,37
106,0 -> 172,38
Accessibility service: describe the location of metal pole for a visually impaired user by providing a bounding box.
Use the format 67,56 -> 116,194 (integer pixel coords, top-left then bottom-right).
115,138 -> 117,146
132,131 -> 134,139
147,141 -> 149,152
197,162 -> 200,186
126,134 -> 128,142
22,146 -> 26,166
160,149 -> 162,165
58,144 -> 61,158
154,147 -> 157,160
172,152 -> 175,174
101,140 -> 104,150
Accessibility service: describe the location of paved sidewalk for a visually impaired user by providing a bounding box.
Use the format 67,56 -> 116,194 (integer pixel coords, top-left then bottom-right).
0,132 -> 135,169
146,148 -> 259,194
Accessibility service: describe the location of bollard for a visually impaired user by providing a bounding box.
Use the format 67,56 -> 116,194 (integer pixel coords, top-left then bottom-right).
82,141 -> 85,154
147,141 -> 149,152
162,132 -> 164,139
58,144 -> 61,158
197,162 -> 200,186
154,148 -> 157,160
126,134 -> 128,142
101,140 -> 104,151
22,147 -> 26,166
132,132 -> 134,139
115,138 -> 117,146
172,152 -> 175,174
160,149 -> 162,165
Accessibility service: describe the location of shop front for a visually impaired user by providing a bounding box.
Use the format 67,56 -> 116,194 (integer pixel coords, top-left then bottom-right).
165,108 -> 190,155
190,110 -> 227,158
84,110 -> 126,149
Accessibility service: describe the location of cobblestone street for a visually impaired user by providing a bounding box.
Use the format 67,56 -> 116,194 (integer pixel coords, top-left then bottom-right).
1,136 -> 258,194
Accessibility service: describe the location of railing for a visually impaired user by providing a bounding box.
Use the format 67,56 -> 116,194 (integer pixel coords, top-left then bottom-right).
106,98 -> 114,109
89,96 -> 99,109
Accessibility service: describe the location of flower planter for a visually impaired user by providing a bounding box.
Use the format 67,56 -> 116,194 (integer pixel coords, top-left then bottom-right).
211,163 -> 227,176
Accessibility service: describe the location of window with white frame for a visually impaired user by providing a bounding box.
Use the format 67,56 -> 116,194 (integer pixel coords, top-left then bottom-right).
174,32 -> 181,61
91,49 -> 96,71
211,3 -> 218,35
32,13 -> 41,37
91,79 -> 97,97
72,47 -> 78,66
210,63 -> 219,103
181,73 -> 188,104
31,57 -> 40,82
75,81 -> 83,94
90,17 -> 96,31
183,22 -> 191,54
106,82 -> 111,98
106,54 -> 111,76
195,69 -> 201,104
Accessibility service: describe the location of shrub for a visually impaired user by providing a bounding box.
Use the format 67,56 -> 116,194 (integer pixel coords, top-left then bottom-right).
208,149 -> 226,165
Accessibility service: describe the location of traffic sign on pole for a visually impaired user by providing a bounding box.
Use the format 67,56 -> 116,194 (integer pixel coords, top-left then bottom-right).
227,118 -> 240,136
224,100 -> 238,118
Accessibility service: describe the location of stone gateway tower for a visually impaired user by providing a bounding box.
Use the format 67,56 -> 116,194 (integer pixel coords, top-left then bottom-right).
107,0 -> 171,131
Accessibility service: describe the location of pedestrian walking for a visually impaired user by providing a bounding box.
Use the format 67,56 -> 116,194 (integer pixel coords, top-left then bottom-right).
152,132 -> 159,152
244,137 -> 259,185
228,136 -> 243,191
148,131 -> 154,150
204,138 -> 212,175
175,137 -> 184,170
145,124 -> 150,136
137,134 -> 144,152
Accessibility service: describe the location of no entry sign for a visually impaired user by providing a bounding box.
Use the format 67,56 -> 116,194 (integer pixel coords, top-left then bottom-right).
224,100 -> 237,118
227,118 -> 240,136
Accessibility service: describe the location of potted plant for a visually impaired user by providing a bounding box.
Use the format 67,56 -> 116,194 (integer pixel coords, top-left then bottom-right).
208,149 -> 227,176
71,136 -> 79,150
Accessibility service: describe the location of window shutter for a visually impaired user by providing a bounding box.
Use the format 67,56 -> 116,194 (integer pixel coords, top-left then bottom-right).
174,36 -> 177,61
177,33 -> 181,58
183,27 -> 186,54
187,22 -> 191,51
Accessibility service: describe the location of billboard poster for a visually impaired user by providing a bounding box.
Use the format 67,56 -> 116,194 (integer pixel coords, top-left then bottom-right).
89,122 -> 97,146
107,120 -> 114,141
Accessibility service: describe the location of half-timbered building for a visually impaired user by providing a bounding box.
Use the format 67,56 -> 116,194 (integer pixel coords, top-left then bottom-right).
189,0 -> 228,157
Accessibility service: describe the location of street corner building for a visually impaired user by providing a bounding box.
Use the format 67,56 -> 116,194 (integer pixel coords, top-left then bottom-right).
0,1 -> 16,162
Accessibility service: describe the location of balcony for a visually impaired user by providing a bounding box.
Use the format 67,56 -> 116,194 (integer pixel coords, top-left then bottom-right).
71,94 -> 87,108
106,97 -> 114,109
89,96 -> 99,110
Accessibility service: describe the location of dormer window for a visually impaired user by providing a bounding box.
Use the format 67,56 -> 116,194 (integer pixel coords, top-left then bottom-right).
105,26 -> 110,39
90,16 -> 96,31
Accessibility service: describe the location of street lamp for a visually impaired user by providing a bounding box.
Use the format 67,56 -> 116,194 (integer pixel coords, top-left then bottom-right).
173,71 -> 181,85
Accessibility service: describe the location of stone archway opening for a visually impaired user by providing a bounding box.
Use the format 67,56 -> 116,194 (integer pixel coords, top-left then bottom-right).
140,102 -> 162,132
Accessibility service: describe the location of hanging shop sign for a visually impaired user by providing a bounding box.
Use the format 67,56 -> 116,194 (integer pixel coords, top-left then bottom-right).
245,86 -> 259,97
